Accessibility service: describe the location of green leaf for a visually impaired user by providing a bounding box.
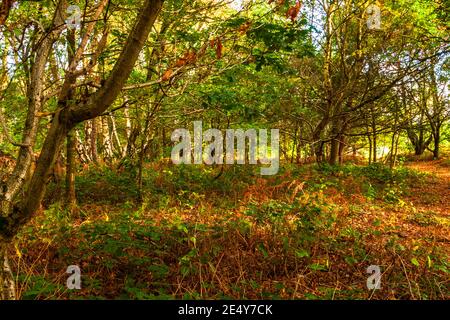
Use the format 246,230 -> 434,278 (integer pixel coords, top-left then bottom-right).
308,263 -> 327,271
344,256 -> 358,265
258,243 -> 269,258
295,249 -> 310,258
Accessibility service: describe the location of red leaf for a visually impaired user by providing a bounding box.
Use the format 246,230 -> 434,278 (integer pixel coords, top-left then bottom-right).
161,69 -> 173,82
238,21 -> 252,34
286,1 -> 302,22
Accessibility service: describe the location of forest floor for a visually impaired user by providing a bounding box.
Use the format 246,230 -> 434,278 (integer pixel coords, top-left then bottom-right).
9,155 -> 449,300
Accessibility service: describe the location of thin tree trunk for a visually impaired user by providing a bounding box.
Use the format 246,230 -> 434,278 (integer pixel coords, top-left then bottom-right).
433,130 -> 440,160
338,135 -> 345,165
65,130 -> 77,210
372,132 -> 377,163
90,119 -> 99,163
109,115 -> 122,156
101,116 -> 114,161
64,28 -> 76,211
75,129 -> 91,163
0,241 -> 15,300
393,133 -> 400,167
290,127 -> 296,164
123,104 -> 132,158
137,117 -> 152,200
371,107 -> 377,163
389,132 -> 397,169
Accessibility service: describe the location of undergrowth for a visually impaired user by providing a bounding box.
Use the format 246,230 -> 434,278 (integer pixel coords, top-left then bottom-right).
12,161 -> 449,300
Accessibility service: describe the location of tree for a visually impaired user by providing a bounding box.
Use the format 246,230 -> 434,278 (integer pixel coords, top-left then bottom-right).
0,0 -> 164,300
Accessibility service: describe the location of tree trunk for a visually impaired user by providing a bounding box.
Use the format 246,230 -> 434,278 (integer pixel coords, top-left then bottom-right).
329,122 -> 339,166
389,132 -> 397,169
313,117 -> 328,164
110,115 -> 122,156
433,130 -> 440,160
101,117 -> 114,161
75,129 -> 91,163
65,130 -> 77,210
393,134 -> 400,167
372,132 -> 377,163
90,119 -> 99,163
64,28 -> 76,211
338,136 -> 345,165
137,118 -> 152,200
0,241 -> 15,300
123,104 -> 132,158
371,108 -> 377,163
329,139 -> 338,165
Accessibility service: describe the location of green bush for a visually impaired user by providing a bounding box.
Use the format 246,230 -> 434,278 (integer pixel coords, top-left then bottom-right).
75,166 -> 140,204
